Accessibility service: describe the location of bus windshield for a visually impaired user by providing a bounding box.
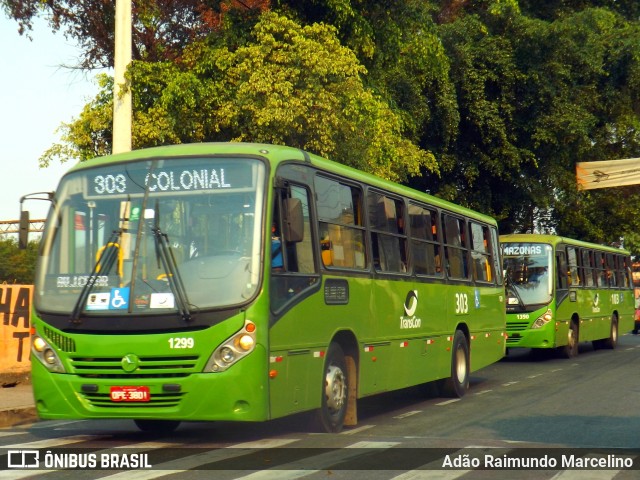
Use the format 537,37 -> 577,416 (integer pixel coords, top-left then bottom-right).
36,157 -> 266,316
502,243 -> 553,309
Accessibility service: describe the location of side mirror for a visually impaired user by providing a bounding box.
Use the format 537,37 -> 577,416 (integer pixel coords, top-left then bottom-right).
282,198 -> 303,243
18,210 -> 30,249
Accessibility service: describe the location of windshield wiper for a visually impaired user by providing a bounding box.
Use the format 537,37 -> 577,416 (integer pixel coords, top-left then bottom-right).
504,268 -> 526,308
70,228 -> 122,324
150,204 -> 193,322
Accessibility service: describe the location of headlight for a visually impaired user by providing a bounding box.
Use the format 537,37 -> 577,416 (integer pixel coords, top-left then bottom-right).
204,320 -> 257,373
237,335 -> 254,351
531,309 -> 553,329
31,335 -> 66,373
220,347 -> 235,363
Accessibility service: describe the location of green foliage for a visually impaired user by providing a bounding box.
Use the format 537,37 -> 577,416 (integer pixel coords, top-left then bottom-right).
14,0 -> 640,254
0,238 -> 38,284
42,11 -> 436,183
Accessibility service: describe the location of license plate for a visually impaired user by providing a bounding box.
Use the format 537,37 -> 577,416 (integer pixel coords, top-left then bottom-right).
110,386 -> 151,402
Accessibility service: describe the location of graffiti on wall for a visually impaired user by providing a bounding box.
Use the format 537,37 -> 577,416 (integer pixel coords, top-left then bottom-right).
1,285 -> 32,374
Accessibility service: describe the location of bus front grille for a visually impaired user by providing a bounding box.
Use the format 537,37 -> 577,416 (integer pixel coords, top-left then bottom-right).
506,334 -> 522,345
43,326 -> 77,353
69,355 -> 200,378
507,322 -> 530,331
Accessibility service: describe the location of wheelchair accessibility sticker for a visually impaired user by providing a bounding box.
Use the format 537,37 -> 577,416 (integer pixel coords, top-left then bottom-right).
86,287 -> 130,311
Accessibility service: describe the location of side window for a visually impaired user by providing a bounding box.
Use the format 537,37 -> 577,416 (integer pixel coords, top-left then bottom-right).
580,249 -> 595,287
442,214 -> 469,280
606,254 -> 617,287
316,176 -> 366,269
567,247 -> 580,286
469,222 -> 493,283
594,252 -> 607,287
617,255 -> 631,288
368,191 -> 408,273
408,203 -> 442,277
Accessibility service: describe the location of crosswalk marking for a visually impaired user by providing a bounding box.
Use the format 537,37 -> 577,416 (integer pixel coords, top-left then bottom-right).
99,438 -> 299,480
340,424 -> 375,435
233,441 -> 400,480
392,470 -> 470,479
393,411 -> 422,419
3,434 -> 109,449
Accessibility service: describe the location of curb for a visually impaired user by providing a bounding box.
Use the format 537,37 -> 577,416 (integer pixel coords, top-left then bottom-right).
0,407 -> 39,428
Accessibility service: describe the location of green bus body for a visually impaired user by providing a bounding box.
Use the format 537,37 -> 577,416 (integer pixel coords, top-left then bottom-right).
30,143 -> 506,432
500,234 -> 634,357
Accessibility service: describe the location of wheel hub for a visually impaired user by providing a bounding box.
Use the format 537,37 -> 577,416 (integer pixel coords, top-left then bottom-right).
324,364 -> 346,413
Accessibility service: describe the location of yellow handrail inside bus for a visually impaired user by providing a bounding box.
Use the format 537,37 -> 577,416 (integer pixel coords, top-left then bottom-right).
95,242 -> 124,279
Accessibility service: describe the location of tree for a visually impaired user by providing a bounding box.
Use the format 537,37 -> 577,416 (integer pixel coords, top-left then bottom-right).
1,0 -> 269,69
0,238 -> 38,284
41,11 -> 437,183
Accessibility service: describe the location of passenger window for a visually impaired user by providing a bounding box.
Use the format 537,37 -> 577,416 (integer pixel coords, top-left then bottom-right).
443,214 -> 469,280
368,191 -> 408,273
408,203 -> 442,277
567,247 -> 580,286
469,222 -> 493,283
315,176 -> 366,269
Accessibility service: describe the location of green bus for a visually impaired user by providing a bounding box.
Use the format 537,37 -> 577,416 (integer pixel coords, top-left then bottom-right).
500,234 -> 635,357
24,143 -> 506,433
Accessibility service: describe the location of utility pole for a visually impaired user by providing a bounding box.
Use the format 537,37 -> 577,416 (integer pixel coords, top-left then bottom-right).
113,0 -> 132,154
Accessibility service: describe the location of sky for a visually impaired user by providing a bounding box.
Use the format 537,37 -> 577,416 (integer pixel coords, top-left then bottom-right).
1,16 -> 103,222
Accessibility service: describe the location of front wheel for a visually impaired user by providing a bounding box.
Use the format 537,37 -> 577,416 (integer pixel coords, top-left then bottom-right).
560,321 -> 579,358
441,330 -> 470,398
313,343 -> 349,433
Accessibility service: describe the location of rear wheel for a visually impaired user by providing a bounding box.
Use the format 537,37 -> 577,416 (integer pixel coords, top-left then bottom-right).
313,343 -> 349,433
600,314 -> 618,349
134,419 -> 181,433
441,330 -> 470,398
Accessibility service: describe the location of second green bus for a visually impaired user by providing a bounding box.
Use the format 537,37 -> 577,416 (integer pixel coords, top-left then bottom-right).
501,234 -> 635,357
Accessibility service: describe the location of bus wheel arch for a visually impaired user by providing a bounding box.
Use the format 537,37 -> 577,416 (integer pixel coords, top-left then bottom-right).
313,331 -> 358,432
441,327 -> 470,398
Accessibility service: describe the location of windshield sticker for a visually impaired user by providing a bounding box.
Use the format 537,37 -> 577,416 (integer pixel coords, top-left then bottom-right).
86,293 -> 110,310
84,287 -> 130,311
150,292 -> 175,309
109,287 -> 130,310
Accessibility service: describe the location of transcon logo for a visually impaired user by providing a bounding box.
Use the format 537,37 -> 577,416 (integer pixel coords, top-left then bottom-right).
401,290 -> 422,329
404,290 -> 419,317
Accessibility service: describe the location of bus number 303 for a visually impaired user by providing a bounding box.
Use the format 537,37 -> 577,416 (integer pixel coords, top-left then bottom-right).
455,293 -> 469,314
169,337 -> 195,349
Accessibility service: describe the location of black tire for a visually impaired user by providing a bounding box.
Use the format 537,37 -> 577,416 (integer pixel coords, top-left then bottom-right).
134,419 -> 181,433
441,330 -> 470,398
313,343 -> 349,433
600,315 -> 618,350
560,321 -> 579,358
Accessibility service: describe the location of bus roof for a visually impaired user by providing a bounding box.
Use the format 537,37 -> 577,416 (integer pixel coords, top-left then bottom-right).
500,233 -> 629,256
63,142 -> 497,226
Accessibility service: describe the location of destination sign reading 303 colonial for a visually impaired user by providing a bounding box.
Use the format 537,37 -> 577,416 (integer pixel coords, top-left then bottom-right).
86,160 -> 256,198
93,168 -> 231,196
